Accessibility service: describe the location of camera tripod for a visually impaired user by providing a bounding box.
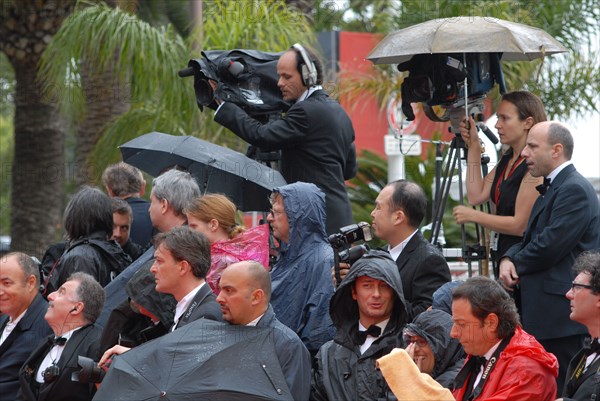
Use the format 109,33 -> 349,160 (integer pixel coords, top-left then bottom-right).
429,106 -> 490,277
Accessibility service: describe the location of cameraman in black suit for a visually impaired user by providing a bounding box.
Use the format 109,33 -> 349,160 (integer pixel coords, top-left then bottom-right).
211,44 -> 357,235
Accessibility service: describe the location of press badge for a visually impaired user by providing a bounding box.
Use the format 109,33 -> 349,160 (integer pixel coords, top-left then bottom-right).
490,231 -> 499,251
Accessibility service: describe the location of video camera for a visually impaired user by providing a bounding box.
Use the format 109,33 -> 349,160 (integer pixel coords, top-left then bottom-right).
397,52 -> 506,121
179,49 -> 291,119
329,222 -> 373,285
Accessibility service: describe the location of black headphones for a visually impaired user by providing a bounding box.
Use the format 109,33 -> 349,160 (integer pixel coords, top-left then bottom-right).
292,43 -> 317,87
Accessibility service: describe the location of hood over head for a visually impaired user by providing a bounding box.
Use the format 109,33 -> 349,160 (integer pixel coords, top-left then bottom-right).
404,309 -> 465,378
330,249 -> 407,330
126,263 -> 176,327
273,182 -> 328,259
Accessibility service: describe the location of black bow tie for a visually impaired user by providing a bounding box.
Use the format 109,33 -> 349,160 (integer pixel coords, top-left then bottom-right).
470,356 -> 487,372
47,336 -> 67,347
536,177 -> 551,195
356,325 -> 382,344
586,338 -> 600,354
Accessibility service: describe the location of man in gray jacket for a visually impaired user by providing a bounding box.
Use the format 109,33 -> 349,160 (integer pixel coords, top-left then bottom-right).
217,261 -> 311,401
312,250 -> 408,401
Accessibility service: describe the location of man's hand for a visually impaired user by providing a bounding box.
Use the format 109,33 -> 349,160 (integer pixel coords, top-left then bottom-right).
331,262 -> 350,287
98,344 -> 130,367
498,258 -> 519,292
209,79 -> 223,105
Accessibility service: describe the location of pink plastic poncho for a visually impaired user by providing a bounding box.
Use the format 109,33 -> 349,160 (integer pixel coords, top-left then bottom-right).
207,224 -> 270,294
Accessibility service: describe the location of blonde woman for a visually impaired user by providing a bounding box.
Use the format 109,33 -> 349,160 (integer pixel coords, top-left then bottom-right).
185,194 -> 269,294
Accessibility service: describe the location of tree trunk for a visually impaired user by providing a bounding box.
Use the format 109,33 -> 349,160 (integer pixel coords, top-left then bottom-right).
1,0 -> 74,258
74,58 -> 130,186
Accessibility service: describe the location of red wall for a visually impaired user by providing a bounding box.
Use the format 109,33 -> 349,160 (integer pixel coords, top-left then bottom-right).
337,31 -> 461,159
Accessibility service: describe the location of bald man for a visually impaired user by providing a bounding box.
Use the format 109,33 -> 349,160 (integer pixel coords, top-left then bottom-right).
217,261 -> 311,401
500,121 -> 600,390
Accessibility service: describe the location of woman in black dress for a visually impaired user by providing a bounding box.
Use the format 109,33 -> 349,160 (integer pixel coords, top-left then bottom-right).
452,91 -> 546,273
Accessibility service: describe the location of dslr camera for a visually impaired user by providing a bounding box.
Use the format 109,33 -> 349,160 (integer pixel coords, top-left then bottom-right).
329,222 -> 372,285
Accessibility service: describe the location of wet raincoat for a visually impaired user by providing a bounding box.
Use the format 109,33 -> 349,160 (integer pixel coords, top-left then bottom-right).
208,224 -> 270,294
452,326 -> 558,401
270,182 -> 336,354
312,250 -> 408,401
404,309 -> 465,387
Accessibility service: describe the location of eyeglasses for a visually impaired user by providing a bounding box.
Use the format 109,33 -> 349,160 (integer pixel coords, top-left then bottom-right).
403,335 -> 428,348
268,208 -> 284,217
571,282 -> 593,291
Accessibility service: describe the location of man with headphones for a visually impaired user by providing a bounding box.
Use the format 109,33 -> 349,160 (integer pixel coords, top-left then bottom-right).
212,43 -> 357,235
18,273 -> 104,401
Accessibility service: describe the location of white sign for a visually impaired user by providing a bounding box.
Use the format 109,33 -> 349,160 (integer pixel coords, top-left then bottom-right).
384,134 -> 422,156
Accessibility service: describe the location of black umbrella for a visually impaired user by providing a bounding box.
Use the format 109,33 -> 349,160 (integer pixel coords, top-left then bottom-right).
93,319 -> 293,401
120,132 -> 286,212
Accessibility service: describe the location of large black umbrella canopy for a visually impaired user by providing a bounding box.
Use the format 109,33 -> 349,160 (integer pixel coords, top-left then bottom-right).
120,132 -> 286,212
93,319 -> 293,401
368,16 -> 568,65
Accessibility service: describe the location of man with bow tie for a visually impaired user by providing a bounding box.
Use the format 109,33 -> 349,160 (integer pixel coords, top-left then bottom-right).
558,251 -> 600,401
499,121 -> 600,390
312,250 -> 408,401
451,277 -> 558,401
17,273 -> 104,401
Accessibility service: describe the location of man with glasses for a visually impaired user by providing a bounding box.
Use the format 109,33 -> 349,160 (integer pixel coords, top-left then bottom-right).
266,182 -> 335,355
403,309 -> 465,388
559,251 -> 600,401
499,122 -> 600,390
312,250 -> 408,401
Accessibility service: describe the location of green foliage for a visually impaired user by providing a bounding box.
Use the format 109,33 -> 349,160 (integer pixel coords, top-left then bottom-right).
331,0 -> 599,119
38,0 -> 315,174
0,53 -> 14,118
0,114 -> 13,234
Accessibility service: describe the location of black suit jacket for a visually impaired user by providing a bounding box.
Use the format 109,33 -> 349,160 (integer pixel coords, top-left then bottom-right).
0,294 -> 53,401
505,164 -> 600,340
175,283 -> 222,329
394,231 -> 451,320
562,348 -> 600,400
215,90 -> 357,234
17,324 -> 102,401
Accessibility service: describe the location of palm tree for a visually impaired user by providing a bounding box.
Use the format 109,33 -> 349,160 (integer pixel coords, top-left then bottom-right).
40,0 -> 316,177
0,0 -> 75,257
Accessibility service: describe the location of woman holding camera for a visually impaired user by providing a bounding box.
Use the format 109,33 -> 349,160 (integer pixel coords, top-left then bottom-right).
452,91 -> 546,274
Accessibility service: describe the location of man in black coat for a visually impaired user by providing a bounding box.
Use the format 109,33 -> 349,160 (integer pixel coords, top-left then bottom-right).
500,121 -> 600,390
99,226 -> 222,362
370,179 -> 451,320
560,251 -> 600,401
216,261 -> 311,401
312,250 -> 408,401
102,162 -> 154,248
212,44 -> 357,235
18,273 -> 105,401
0,253 -> 53,401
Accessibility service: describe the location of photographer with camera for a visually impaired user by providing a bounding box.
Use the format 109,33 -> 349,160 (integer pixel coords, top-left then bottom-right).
211,44 -> 357,235
334,180 -> 450,320
18,272 -> 104,401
